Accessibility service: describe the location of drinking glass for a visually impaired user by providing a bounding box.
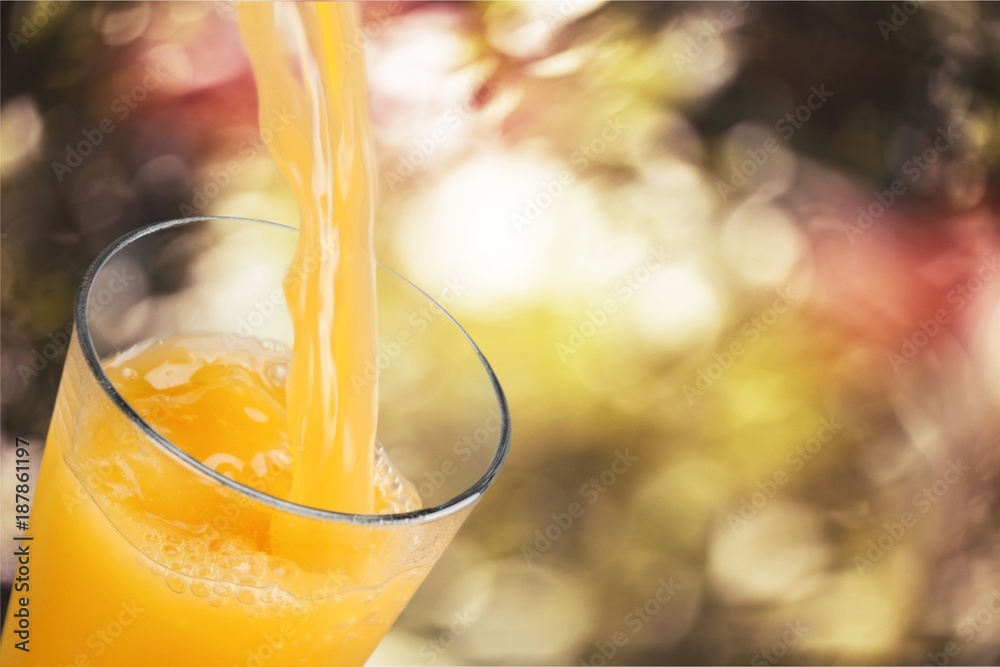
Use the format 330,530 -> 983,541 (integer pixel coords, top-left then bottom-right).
0,216 -> 510,666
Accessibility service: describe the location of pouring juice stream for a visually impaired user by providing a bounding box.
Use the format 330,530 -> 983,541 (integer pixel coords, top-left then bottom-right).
0,4 -> 428,665
237,1 -> 379,514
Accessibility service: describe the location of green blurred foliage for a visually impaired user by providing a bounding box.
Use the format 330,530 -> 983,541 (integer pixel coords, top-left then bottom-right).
3,2 -> 1000,665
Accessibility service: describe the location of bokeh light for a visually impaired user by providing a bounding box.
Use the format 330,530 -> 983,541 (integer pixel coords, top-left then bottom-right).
3,2 -> 1000,665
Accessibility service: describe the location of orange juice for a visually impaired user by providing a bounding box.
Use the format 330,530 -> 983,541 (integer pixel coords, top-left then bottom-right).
2,2 -> 445,665
1,334 -> 430,666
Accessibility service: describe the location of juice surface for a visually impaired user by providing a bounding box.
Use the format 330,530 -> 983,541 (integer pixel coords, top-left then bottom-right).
101,335 -> 417,515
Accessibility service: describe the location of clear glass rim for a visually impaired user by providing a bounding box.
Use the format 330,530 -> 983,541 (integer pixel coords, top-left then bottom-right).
75,216 -> 511,526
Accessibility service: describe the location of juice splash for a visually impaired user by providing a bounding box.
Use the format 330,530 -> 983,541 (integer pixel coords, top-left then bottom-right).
238,2 -> 379,513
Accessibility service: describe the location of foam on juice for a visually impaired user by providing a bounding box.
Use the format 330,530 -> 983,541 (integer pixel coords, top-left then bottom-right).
98,333 -> 419,605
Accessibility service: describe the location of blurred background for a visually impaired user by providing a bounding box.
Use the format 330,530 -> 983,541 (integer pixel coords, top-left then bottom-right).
3,1 -> 1000,664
